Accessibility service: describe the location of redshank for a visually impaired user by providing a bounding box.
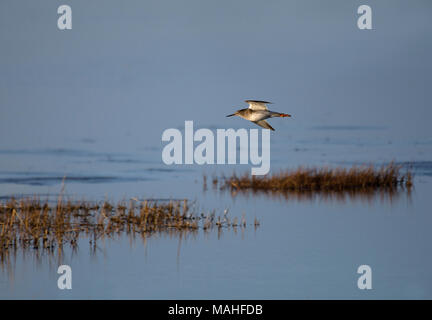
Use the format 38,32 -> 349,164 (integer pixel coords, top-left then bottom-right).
226,100 -> 291,131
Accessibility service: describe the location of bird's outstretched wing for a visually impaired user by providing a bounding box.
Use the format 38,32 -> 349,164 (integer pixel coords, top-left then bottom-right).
245,100 -> 271,110
254,120 -> 275,131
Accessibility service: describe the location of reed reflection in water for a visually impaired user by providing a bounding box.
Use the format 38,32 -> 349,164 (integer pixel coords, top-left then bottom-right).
0,198 -> 256,272
207,163 -> 413,205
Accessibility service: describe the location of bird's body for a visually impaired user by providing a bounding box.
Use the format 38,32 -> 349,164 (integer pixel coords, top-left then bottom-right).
227,100 -> 291,131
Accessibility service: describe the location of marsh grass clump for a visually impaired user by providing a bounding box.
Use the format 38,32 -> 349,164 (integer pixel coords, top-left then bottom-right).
0,198 -> 249,265
217,163 -> 413,196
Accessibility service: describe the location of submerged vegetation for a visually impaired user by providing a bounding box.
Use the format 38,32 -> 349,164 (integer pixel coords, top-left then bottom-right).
210,163 -> 412,199
0,163 -> 413,269
0,197 -> 255,267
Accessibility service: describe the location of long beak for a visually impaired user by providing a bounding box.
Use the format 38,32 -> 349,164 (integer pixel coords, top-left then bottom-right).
226,114 -> 236,117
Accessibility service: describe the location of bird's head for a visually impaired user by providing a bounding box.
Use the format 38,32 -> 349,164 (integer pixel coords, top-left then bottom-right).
226,108 -> 247,117
226,109 -> 239,117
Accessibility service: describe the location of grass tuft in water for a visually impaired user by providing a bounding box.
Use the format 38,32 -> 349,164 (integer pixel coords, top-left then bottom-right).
0,197 -> 250,265
214,163 -> 412,195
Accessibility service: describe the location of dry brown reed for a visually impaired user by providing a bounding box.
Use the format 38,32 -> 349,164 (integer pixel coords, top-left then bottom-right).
214,163 -> 412,199
0,198 -> 249,266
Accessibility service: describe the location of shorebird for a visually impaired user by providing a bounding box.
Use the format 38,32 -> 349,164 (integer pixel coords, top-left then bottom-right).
226,100 -> 291,131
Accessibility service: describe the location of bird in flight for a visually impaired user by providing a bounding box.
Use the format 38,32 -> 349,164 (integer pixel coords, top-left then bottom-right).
226,100 -> 291,131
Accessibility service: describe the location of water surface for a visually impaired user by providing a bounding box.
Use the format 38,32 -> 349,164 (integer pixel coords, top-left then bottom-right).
1,0 -> 432,299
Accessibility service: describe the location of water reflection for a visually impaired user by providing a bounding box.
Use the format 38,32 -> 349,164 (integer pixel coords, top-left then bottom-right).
220,186 -> 412,205
0,198 -> 254,273
209,163 -> 413,205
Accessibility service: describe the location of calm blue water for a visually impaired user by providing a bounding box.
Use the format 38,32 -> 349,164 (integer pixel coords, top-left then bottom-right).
1,126 -> 431,299
1,0 -> 432,299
